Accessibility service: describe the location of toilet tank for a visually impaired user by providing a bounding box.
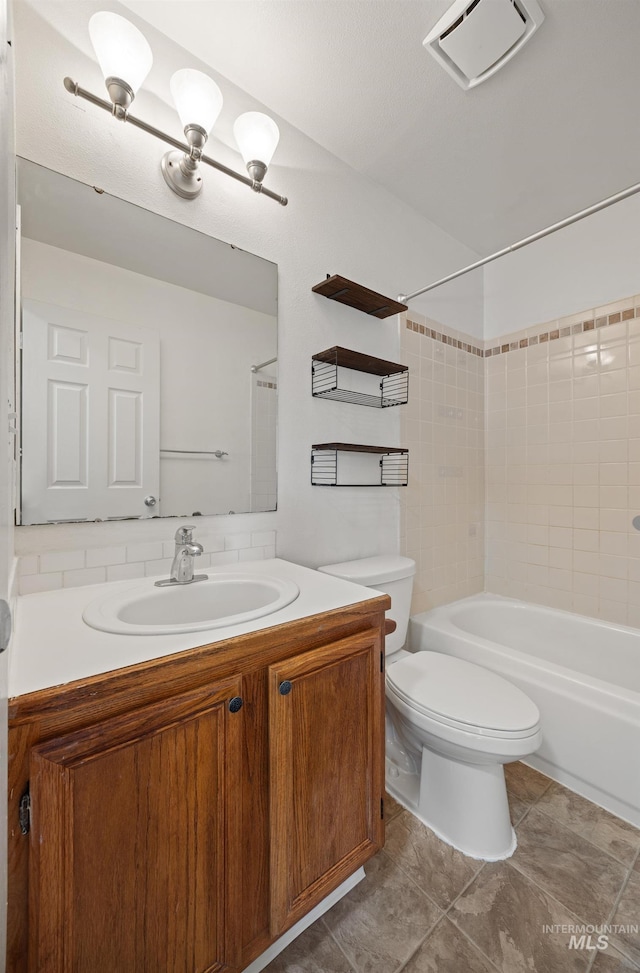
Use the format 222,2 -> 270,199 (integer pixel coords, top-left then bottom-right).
317,555 -> 415,657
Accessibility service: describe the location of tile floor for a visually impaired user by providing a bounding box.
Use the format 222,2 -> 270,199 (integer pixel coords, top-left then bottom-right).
264,763 -> 640,973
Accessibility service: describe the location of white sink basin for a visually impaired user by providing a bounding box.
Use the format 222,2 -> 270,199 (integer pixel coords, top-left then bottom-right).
82,573 -> 300,636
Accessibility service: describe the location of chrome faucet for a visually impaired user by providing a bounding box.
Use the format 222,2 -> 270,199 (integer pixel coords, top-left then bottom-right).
155,526 -> 208,587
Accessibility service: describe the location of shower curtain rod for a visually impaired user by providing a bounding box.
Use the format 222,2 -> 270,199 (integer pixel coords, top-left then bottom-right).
399,179 -> 640,304
251,356 -> 277,373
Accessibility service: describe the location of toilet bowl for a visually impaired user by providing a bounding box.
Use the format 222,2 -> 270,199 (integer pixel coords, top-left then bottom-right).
386,650 -> 541,859
317,555 -> 543,860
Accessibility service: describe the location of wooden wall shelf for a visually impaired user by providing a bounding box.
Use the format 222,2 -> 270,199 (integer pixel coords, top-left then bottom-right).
312,347 -> 409,408
312,276 -> 408,319
311,443 -> 409,487
312,443 -> 408,453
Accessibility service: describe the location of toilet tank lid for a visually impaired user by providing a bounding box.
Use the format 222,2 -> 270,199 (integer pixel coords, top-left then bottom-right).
317,555 -> 416,585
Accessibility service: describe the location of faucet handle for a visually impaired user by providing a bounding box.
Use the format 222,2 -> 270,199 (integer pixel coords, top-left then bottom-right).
175,525 -> 196,544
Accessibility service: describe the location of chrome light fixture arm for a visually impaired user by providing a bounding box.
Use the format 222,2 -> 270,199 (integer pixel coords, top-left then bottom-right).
63,77 -> 288,206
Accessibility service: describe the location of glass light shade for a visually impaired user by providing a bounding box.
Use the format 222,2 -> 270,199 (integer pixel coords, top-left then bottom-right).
233,112 -> 280,168
89,12 -> 153,95
170,69 -> 223,135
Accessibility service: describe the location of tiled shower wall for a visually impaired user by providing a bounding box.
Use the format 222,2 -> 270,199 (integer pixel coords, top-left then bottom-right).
400,314 -> 485,612
401,295 -> 640,627
250,376 -> 278,513
485,294 -> 640,627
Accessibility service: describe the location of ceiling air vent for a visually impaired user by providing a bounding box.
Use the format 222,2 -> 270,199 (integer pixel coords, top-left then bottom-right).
423,0 -> 544,89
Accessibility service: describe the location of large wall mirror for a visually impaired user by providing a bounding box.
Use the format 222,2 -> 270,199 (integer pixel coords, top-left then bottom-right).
17,158 -> 278,526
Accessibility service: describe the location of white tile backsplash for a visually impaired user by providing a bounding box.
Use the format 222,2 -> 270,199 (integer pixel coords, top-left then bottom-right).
224,532 -> 252,551
63,567 -> 107,588
39,550 -> 85,574
126,542 -> 165,564
106,562 -> 146,583
17,555 -> 39,576
144,558 -> 174,578
17,529 -> 279,595
86,546 -> 127,568
251,530 -> 276,548
209,551 -> 242,567
19,572 -> 63,595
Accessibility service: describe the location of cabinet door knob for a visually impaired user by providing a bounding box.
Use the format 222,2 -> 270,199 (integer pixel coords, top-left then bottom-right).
228,696 -> 243,713
278,681 -> 292,696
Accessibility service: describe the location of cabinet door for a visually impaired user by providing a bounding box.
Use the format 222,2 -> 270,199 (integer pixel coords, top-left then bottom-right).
28,679 -> 243,973
269,628 -> 384,934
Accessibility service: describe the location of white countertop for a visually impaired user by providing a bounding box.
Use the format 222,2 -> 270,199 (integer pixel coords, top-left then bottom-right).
10,558 -> 380,697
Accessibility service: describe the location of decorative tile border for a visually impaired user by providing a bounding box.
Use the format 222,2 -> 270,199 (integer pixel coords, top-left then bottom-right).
405,318 -> 483,356
407,297 -> 640,360
257,380 -> 277,389
484,304 -> 639,357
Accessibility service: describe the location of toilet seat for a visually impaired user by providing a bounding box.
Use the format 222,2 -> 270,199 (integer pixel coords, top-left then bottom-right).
386,652 -> 540,740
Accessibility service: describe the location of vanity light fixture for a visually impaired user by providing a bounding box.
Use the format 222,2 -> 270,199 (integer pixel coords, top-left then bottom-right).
64,11 -> 288,205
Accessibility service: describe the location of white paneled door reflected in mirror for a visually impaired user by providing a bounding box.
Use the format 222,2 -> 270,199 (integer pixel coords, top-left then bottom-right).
17,158 -> 278,525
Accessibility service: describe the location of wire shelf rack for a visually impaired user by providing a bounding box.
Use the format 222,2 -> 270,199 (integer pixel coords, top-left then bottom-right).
311,347 -> 409,409
311,444 -> 409,487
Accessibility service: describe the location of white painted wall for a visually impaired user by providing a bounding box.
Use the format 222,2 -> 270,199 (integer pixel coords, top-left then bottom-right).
0,0 -> 14,957
484,194 -> 640,338
412,267 -> 484,341
21,238 -> 277,518
13,0 -> 482,568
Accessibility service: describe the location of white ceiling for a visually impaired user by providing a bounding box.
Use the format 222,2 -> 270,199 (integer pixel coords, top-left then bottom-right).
121,0 -> 640,257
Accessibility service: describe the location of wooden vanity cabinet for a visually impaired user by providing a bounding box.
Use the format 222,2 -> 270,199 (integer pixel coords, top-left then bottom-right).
30,678 -> 244,973
7,597 -> 388,973
268,632 -> 384,935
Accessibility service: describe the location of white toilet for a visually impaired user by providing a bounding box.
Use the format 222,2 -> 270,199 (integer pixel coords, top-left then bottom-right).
317,555 -> 542,861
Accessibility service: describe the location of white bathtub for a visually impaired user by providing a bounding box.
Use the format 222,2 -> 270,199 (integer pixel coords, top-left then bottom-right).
409,594 -> 640,827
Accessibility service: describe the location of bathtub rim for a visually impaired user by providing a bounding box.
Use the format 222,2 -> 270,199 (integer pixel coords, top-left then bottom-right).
409,592 -> 640,714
